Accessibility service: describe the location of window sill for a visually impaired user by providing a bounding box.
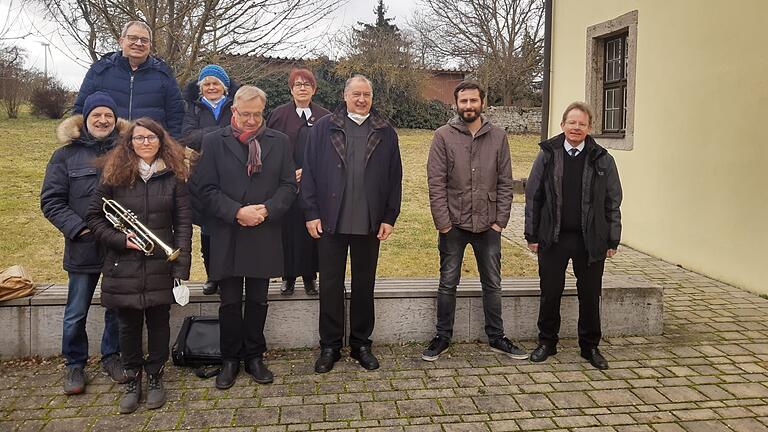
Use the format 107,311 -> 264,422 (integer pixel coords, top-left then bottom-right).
595,132 -> 626,139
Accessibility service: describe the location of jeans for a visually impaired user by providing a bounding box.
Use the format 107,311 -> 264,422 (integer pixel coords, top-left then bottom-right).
435,227 -> 505,341
62,272 -> 120,367
318,233 -> 380,350
117,305 -> 170,375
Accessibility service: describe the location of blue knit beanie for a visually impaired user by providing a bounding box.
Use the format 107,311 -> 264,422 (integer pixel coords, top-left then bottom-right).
83,91 -> 118,120
198,64 -> 230,89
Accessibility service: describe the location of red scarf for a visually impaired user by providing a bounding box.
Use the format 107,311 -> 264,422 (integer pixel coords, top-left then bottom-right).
230,116 -> 264,176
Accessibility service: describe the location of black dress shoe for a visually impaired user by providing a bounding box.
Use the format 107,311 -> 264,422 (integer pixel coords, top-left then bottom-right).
215,360 -> 240,389
303,278 -> 318,295
529,343 -> 557,363
350,346 -> 380,370
581,348 -> 609,370
280,279 -> 295,296
245,357 -> 274,384
314,348 -> 341,374
202,280 -> 218,295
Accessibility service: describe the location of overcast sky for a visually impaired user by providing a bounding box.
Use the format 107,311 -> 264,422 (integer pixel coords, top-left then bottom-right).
2,0 -> 419,89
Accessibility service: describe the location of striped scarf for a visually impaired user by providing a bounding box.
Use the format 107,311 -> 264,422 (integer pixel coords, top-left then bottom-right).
230,116 -> 264,176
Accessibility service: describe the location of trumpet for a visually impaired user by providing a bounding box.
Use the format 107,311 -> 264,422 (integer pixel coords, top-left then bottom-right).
102,197 -> 181,261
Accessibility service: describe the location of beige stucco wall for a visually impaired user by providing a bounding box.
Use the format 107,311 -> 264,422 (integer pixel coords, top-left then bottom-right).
549,0 -> 768,294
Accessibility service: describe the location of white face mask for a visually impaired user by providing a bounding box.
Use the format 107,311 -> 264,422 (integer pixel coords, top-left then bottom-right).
347,112 -> 370,126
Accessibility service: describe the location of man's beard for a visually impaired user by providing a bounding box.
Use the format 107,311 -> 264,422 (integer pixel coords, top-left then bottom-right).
459,109 -> 480,123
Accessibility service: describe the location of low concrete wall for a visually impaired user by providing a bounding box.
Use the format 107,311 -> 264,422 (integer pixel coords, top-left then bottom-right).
0,277 -> 661,359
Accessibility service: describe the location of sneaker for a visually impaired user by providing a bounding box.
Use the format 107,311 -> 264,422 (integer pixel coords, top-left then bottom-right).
421,336 -> 450,362
63,365 -> 87,395
489,336 -> 529,360
146,372 -> 166,410
101,354 -> 129,384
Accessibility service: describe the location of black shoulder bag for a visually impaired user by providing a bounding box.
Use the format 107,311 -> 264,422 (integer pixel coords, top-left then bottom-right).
171,316 -> 222,378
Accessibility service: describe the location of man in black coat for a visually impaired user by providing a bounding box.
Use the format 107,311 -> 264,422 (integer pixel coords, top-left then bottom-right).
302,75 -> 403,373
41,92 -> 130,394
192,85 -> 297,389
524,102 -> 623,370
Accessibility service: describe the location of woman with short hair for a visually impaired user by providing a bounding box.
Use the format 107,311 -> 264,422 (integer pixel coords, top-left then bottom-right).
182,64 -> 239,295
266,68 -> 331,295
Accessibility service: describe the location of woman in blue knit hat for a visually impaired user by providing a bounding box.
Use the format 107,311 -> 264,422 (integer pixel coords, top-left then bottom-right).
182,64 -> 239,295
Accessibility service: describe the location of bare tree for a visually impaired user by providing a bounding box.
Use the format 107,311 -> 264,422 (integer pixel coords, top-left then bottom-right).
37,0 -> 346,82
0,46 -> 33,118
410,0 -> 544,106
335,0 -> 431,123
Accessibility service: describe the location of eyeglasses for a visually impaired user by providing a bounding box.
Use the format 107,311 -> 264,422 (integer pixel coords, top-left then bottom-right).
349,91 -> 372,99
236,111 -> 263,120
132,134 -> 159,144
125,35 -> 151,45
293,81 -> 313,89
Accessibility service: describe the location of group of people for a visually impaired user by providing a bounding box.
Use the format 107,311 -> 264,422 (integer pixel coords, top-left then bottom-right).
39,19 -> 623,415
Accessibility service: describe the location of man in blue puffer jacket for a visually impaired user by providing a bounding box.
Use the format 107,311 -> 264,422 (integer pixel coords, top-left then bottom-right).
72,21 -> 185,137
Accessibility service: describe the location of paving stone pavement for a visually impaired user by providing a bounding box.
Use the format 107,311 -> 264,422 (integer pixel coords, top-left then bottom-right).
2,204 -> 767,431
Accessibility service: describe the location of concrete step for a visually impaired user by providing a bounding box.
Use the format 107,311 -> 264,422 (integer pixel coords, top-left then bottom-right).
0,276 -> 662,358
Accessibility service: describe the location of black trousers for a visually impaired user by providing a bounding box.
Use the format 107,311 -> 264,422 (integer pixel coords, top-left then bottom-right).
201,232 -> 211,278
537,232 -> 605,351
318,233 -> 380,350
117,304 -> 170,375
281,201 -> 319,281
218,277 -> 269,361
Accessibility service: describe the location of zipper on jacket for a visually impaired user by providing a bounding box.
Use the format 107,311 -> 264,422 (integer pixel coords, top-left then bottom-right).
141,179 -> 149,309
129,74 -> 135,120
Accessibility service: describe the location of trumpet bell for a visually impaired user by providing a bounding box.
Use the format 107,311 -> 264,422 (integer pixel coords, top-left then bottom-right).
166,248 -> 181,262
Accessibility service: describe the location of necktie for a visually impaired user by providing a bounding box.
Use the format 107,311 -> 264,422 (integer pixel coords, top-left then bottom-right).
569,148 -> 579,157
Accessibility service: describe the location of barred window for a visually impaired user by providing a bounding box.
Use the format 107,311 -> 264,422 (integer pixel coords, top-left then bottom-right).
603,34 -> 627,133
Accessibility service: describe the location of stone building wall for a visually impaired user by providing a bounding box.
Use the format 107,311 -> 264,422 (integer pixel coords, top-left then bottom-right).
485,106 -> 542,134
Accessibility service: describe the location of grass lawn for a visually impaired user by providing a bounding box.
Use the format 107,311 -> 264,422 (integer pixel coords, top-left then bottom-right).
0,113 -> 540,283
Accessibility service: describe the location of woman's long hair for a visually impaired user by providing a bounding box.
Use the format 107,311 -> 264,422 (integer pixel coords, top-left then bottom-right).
100,117 -> 189,186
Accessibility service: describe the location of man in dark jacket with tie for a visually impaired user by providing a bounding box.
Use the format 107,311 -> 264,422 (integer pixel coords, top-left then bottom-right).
72,21 -> 185,137
525,101 -> 623,370
301,75 -> 403,373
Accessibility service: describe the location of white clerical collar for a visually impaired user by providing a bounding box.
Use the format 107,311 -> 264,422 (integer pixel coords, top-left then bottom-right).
564,139 -> 585,155
296,107 -> 312,119
347,112 -> 370,125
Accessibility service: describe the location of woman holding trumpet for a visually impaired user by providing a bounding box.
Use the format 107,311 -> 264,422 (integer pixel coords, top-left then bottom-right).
86,117 -> 192,414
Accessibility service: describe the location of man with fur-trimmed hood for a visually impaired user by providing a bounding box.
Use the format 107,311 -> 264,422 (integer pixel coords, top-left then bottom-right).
41,91 -> 130,395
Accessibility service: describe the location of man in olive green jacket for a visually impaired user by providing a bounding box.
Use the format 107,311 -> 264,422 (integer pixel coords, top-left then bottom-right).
423,80 -> 526,362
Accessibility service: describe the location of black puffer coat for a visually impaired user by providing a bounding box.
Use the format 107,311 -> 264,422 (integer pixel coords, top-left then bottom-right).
40,115 -> 129,273
180,81 -> 239,152
86,169 -> 192,309
524,133 -> 623,263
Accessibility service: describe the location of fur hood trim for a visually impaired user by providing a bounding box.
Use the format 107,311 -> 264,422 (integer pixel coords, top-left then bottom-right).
56,114 -> 130,145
